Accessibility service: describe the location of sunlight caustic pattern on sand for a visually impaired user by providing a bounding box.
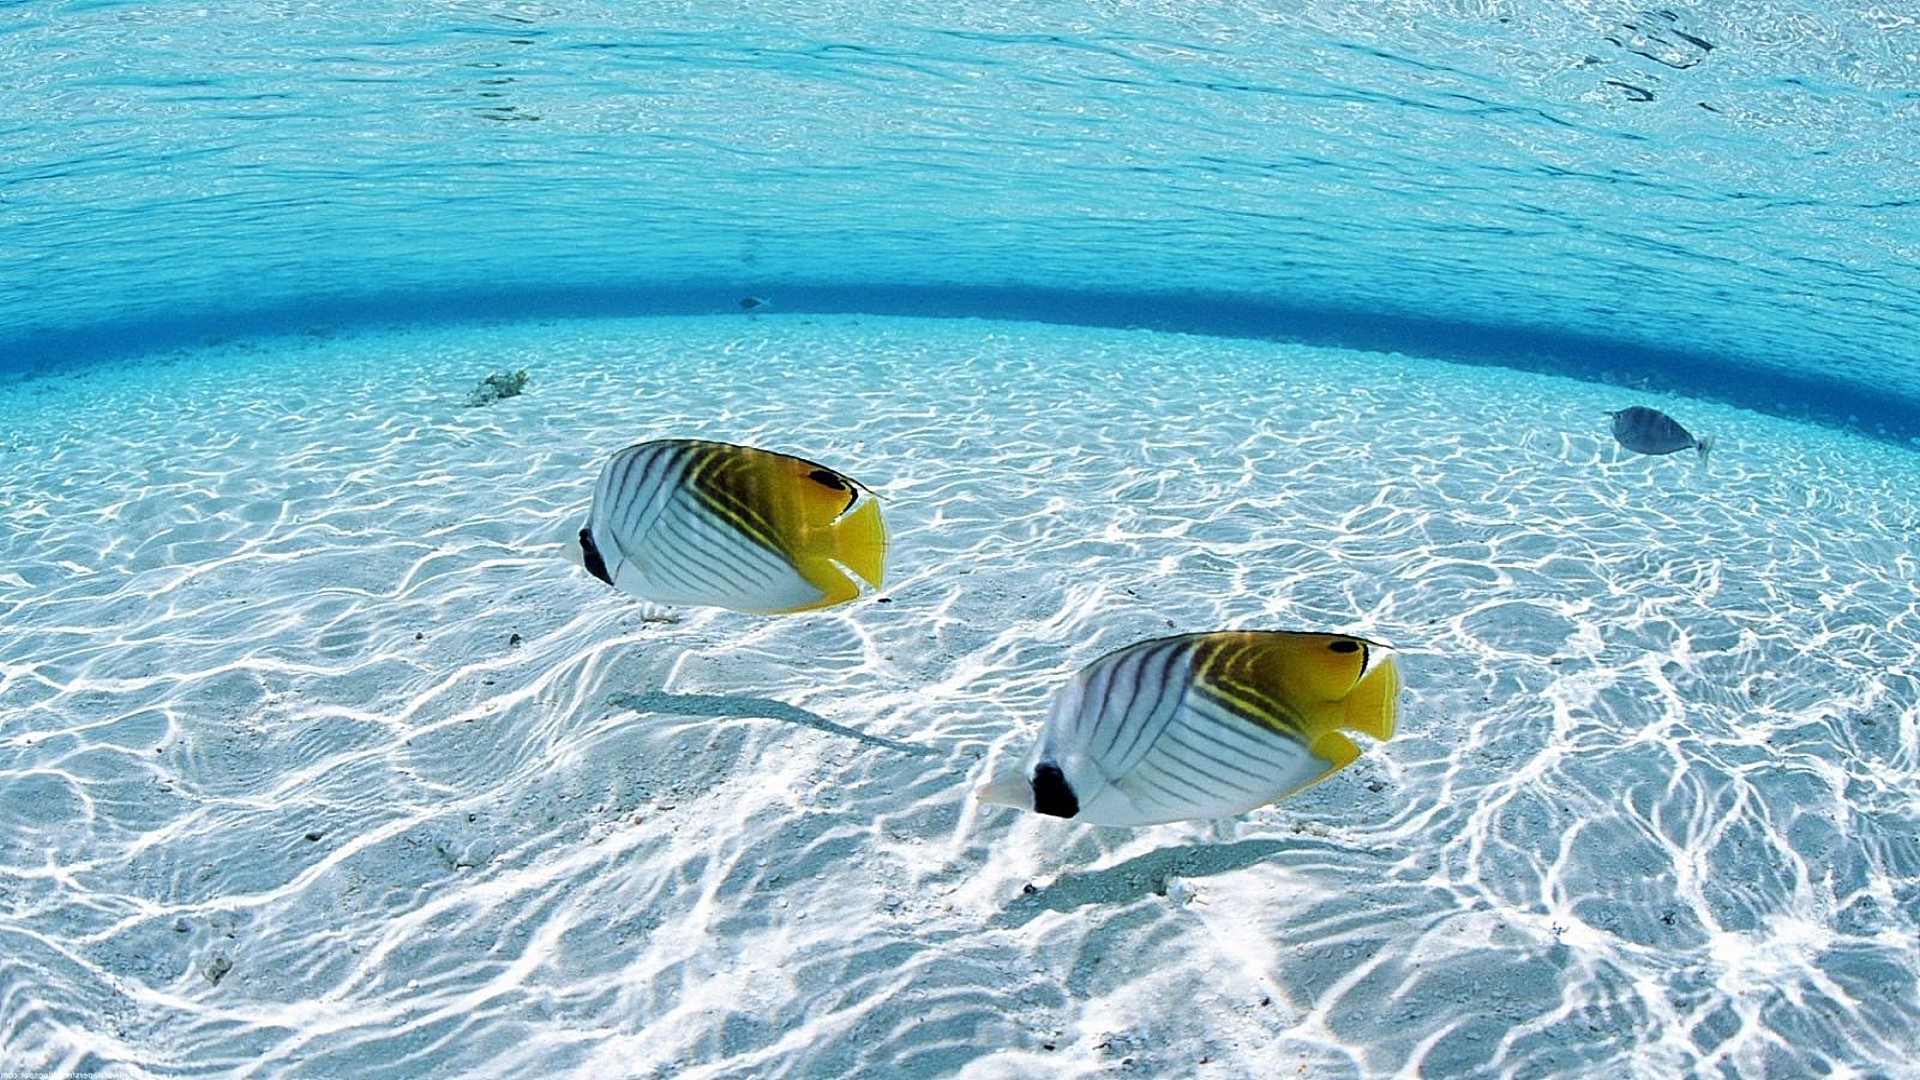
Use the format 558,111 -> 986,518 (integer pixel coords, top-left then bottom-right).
2,316 -> 1917,1077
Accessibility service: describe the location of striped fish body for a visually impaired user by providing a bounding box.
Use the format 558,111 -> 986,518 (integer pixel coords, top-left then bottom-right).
1609,406 -> 1708,459
575,439 -> 886,615
979,631 -> 1401,827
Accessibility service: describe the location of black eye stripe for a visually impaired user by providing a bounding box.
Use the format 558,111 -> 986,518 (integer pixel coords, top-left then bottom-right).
1329,639 -> 1360,653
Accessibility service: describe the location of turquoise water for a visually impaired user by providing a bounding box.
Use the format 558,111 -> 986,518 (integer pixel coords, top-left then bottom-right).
5,4 -> 1920,1079
5,3 -> 1918,432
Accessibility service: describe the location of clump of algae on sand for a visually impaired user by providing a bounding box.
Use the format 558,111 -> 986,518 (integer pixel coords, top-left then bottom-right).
464,368 -> 528,407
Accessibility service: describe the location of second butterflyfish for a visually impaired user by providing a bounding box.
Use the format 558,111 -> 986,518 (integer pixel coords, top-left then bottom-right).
977,630 -> 1402,827
567,438 -> 887,615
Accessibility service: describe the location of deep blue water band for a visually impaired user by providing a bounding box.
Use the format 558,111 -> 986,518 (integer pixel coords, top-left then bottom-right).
8,283 -> 1912,446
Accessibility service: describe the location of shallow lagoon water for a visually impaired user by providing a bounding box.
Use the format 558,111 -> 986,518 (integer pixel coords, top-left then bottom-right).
6,1 -> 1920,1075
2,314 -> 1916,1077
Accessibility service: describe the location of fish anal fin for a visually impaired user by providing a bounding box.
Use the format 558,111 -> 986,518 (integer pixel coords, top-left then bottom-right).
1308,729 -> 1361,771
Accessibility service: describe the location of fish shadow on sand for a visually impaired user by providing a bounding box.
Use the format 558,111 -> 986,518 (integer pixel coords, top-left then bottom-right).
606,690 -> 933,756
992,835 -> 1353,926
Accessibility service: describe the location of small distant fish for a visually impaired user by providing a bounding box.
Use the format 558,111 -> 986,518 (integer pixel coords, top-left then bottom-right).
567,438 -> 886,614
1608,405 -> 1713,462
739,296 -> 768,310
977,630 -> 1401,827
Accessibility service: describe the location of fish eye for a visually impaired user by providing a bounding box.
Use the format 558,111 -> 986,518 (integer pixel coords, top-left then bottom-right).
1328,639 -> 1360,653
807,468 -> 848,491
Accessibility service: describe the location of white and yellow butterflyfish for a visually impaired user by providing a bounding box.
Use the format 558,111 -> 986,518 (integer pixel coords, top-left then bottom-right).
977,630 -> 1401,827
567,438 -> 887,615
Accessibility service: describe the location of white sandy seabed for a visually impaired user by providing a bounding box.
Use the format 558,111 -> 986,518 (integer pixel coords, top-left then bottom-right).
1,314 -> 1917,1079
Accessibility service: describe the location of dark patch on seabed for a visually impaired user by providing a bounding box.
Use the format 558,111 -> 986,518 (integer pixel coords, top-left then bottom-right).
7,282 -> 1916,446
606,690 -> 932,755
992,836 -> 1356,927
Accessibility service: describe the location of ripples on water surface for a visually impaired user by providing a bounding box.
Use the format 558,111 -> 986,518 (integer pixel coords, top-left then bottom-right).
4,2 -> 1917,416
1,316 -> 1916,1077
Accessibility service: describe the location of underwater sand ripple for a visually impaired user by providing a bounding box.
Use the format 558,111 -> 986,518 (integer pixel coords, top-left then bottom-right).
2,316 -> 1918,1076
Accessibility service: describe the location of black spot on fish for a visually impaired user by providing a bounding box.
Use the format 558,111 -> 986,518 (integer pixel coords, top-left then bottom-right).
578,527 -> 614,586
1329,639 -> 1360,653
1031,762 -> 1080,819
808,468 -> 859,515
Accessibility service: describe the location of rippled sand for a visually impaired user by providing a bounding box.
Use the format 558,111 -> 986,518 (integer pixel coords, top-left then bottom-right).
3,315 -> 1916,1077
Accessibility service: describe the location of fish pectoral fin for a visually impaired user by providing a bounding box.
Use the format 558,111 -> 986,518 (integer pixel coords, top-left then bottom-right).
1308,730 -> 1361,770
